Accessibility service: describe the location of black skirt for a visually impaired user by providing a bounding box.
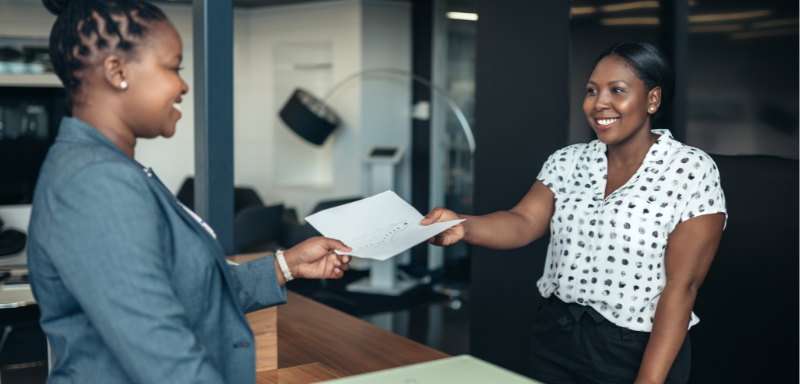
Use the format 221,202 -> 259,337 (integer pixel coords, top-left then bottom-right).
530,295 -> 691,384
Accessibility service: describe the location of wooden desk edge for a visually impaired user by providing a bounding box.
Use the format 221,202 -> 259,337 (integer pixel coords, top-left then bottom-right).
230,252 -> 450,379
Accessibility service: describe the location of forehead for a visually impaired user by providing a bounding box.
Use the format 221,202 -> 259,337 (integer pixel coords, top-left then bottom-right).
590,55 -> 639,83
144,20 -> 182,57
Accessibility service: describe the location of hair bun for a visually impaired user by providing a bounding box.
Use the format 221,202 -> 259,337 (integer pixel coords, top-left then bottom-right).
43,0 -> 72,15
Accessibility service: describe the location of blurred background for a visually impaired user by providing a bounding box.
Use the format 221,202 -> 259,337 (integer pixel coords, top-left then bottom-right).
0,0 -> 796,382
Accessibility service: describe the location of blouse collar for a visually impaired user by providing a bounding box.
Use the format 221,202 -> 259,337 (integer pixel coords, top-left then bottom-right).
592,129 -> 675,163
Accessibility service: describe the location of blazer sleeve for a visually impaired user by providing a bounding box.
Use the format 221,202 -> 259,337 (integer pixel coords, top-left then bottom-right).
226,256 -> 287,313
42,163 -> 226,384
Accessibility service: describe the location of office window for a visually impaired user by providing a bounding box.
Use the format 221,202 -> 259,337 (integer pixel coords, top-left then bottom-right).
570,0 -> 798,159
685,0 -> 798,159
433,0 -> 477,278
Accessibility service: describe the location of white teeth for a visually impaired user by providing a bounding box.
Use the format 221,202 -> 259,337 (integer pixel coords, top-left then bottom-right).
598,118 -> 618,125
173,103 -> 181,111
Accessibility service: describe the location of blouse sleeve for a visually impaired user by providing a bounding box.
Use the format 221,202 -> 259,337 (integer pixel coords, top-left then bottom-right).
537,153 -> 562,194
676,154 -> 728,230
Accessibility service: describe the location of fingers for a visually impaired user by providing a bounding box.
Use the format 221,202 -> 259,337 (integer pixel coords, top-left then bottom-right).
328,253 -> 350,279
316,237 -> 352,253
421,207 -> 445,226
428,230 -> 459,247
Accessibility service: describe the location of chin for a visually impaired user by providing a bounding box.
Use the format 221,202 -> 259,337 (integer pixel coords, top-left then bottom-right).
162,127 -> 177,138
594,129 -> 617,144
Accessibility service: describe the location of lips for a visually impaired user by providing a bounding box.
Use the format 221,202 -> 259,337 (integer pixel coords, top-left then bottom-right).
594,117 -> 618,130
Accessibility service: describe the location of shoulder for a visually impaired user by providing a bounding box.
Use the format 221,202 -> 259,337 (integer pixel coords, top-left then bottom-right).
661,143 -> 720,178
548,142 -> 593,161
37,142 -> 149,200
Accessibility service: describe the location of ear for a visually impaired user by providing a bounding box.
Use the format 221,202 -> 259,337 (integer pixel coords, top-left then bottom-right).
102,54 -> 128,90
647,86 -> 662,115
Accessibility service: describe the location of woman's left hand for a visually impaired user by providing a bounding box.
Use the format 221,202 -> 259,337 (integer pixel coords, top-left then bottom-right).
282,237 -> 352,280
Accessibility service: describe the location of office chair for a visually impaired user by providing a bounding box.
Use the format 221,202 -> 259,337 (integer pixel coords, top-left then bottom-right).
176,177 -> 266,215
690,154 -> 798,383
234,204 -> 285,254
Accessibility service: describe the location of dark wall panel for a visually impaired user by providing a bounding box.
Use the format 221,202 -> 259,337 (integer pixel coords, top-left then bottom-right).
470,0 -> 570,376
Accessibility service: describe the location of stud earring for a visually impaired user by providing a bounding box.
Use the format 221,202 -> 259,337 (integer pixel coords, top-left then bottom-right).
120,81 -> 128,90
650,106 -> 654,111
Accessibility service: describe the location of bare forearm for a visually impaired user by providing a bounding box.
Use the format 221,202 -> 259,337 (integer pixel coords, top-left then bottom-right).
635,283 -> 696,384
460,211 -> 548,250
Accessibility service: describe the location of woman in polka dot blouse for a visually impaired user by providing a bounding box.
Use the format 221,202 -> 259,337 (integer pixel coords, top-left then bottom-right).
422,42 -> 726,384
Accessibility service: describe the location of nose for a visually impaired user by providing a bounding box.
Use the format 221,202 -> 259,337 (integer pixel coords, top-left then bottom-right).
594,89 -> 612,111
181,78 -> 189,95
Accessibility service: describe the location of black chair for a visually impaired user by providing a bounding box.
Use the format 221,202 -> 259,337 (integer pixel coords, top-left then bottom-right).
176,177 -> 265,215
277,197 -> 362,249
309,197 -> 362,215
176,177 -> 195,211
234,188 -> 264,214
689,155 -> 798,383
235,204 -> 285,254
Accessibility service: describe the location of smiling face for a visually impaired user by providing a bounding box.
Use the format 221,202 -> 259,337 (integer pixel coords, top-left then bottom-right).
119,20 -> 188,139
583,55 -> 660,145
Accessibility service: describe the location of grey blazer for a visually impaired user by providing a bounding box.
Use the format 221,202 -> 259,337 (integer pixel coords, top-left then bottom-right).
28,117 -> 286,384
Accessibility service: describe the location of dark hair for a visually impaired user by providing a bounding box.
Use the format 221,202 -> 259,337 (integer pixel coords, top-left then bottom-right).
43,0 -> 167,111
592,41 -> 675,121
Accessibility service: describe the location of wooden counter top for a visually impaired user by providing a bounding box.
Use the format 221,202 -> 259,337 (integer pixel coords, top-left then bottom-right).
229,253 -> 450,383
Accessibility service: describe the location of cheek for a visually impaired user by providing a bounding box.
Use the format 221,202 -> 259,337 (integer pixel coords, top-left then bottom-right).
583,96 -> 594,116
615,97 -> 644,120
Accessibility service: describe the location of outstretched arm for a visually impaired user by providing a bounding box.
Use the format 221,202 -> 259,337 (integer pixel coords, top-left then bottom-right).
422,180 -> 556,250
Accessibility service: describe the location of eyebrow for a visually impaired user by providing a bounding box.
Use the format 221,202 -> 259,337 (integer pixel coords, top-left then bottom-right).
586,80 -> 629,86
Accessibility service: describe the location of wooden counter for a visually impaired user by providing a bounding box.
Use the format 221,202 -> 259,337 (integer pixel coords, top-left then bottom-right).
228,253 -> 450,383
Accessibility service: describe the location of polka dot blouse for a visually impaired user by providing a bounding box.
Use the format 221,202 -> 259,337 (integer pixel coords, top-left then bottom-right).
536,129 -> 727,332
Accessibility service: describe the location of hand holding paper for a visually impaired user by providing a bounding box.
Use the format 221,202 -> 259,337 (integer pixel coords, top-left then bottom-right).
305,191 -> 464,261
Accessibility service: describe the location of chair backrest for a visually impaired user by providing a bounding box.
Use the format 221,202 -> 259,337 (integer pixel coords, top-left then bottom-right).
689,154 -> 798,383
235,204 -> 285,254
176,177 -> 194,210
176,177 -> 264,215
310,197 -> 362,215
234,187 -> 264,214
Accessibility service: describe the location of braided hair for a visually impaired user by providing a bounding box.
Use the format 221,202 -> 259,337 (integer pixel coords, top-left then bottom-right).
43,0 -> 167,111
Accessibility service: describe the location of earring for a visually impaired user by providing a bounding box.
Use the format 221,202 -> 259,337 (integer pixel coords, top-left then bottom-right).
650,106 -> 655,111
120,81 -> 128,90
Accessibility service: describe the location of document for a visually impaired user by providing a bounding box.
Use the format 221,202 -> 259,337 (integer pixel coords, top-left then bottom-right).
305,191 -> 464,261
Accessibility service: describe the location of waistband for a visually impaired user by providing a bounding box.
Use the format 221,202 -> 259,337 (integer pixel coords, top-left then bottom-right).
542,295 -> 607,332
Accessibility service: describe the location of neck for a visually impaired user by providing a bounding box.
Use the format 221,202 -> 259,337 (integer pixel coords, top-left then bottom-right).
72,104 -> 137,159
606,124 -> 659,168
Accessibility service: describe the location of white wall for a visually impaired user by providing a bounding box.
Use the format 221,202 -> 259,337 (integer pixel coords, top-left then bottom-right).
233,0 -> 412,218
0,0 -> 413,223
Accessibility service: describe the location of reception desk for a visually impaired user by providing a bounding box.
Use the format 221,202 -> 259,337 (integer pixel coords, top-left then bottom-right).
227,253 -> 450,383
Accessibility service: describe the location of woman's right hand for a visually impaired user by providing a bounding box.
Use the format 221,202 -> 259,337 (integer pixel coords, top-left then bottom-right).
420,207 -> 466,246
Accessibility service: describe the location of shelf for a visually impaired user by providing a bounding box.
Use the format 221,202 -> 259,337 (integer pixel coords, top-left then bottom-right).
0,73 -> 62,88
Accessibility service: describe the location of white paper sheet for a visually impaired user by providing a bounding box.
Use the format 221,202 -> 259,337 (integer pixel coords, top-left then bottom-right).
305,191 -> 464,261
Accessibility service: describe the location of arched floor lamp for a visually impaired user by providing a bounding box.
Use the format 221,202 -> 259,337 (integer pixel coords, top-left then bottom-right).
278,68 -> 475,296
279,67 -> 475,154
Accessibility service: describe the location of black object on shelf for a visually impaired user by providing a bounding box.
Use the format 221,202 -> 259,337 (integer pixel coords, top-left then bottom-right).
0,230 -> 25,258
0,87 -> 67,206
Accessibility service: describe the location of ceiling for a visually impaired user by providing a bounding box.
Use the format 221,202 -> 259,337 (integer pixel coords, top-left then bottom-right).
152,0 -> 408,8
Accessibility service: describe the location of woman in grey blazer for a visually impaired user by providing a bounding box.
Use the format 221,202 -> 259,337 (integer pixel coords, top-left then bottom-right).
28,1 -> 351,383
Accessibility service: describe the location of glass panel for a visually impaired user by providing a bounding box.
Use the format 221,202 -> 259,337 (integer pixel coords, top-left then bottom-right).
685,0 -> 798,159
438,0 -> 477,278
